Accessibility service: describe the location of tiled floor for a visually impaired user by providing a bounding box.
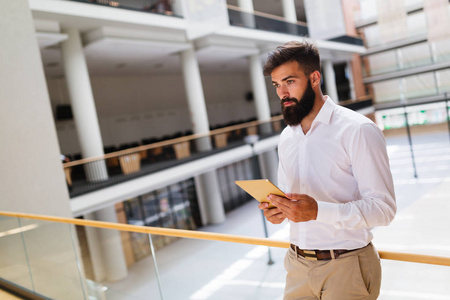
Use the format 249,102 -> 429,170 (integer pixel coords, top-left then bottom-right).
103,128 -> 450,300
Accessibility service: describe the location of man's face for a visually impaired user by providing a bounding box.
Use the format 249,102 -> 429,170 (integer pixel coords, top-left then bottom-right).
271,61 -> 316,126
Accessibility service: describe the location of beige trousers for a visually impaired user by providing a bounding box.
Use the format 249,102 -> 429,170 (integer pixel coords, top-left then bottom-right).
283,243 -> 381,300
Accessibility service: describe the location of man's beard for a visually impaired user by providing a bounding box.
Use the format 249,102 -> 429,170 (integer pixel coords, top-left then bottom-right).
281,79 -> 316,127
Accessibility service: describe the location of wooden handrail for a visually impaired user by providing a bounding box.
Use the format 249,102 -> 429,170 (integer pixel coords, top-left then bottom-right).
1,210 -> 450,267
62,115 -> 284,168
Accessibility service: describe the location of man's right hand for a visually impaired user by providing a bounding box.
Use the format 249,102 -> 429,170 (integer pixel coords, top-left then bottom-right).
258,202 -> 286,224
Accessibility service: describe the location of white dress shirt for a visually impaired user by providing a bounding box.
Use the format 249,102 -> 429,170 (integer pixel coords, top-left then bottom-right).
277,97 -> 396,250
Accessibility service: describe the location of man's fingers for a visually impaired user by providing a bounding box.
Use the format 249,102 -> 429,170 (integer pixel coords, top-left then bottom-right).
264,207 -> 281,217
258,202 -> 269,210
269,195 -> 294,210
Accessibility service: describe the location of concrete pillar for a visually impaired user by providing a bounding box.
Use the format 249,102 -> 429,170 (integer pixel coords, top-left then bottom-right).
345,62 -> 356,100
180,47 -> 225,224
248,54 -> 278,182
249,54 -> 271,123
281,0 -> 298,23
172,0 -> 183,16
237,0 -> 256,28
323,60 -> 339,102
84,207 -> 128,282
237,0 -> 254,12
60,27 -> 108,181
258,151 -> 279,184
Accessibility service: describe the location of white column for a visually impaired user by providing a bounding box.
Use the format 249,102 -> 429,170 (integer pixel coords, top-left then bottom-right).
83,213 -> 106,282
180,48 -> 210,142
61,27 -> 107,181
323,60 -> 339,102
194,173 -> 226,225
172,0 -> 183,16
281,0 -> 298,23
258,150 -> 279,184
345,62 -> 356,100
237,0 -> 256,28
237,0 -> 254,12
249,54 -> 271,122
180,47 -> 225,224
85,207 -> 128,282
248,54 -> 278,182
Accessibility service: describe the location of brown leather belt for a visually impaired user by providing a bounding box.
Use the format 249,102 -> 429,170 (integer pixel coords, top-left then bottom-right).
290,244 -> 363,261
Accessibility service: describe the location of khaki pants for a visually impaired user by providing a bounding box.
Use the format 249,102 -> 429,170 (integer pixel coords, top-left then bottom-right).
284,243 -> 381,300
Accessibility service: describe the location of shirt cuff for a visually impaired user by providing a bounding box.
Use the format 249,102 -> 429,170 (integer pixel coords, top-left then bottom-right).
316,201 -> 341,225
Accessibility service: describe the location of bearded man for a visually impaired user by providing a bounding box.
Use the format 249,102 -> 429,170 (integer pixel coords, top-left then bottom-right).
259,41 -> 396,300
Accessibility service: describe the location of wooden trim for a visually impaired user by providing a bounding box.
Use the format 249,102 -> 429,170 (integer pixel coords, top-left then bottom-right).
63,116 -> 283,168
378,251 -> 450,267
0,211 -> 288,248
1,211 -> 450,267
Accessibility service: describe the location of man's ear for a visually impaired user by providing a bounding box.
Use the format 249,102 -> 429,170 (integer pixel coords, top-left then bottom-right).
309,71 -> 321,87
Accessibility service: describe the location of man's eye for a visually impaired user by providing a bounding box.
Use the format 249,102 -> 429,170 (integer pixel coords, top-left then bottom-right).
273,84 -> 279,88
287,80 -> 293,84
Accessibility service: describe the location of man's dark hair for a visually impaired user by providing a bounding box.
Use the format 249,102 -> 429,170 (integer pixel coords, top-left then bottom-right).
263,41 -> 321,76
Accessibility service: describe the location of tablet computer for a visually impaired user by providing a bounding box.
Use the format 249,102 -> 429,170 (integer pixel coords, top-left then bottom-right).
235,179 -> 286,208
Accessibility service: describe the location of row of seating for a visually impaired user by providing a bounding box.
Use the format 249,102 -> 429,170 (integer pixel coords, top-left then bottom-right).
65,116 -> 282,163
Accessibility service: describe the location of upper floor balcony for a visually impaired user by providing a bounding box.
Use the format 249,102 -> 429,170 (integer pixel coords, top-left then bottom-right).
39,0 -> 363,47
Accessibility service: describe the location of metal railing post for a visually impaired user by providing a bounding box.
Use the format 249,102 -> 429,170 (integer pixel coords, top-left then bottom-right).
445,92 -> 450,142
148,234 -> 164,300
403,105 -> 418,178
247,140 -> 275,265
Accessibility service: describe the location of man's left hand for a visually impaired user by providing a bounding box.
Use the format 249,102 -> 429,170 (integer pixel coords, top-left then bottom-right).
268,193 -> 318,222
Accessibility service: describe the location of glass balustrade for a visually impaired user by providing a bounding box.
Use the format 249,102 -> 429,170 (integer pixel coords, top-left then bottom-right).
1,209 -> 450,299
0,216 -> 86,299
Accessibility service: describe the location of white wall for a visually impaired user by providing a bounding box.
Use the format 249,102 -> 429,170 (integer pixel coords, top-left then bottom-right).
48,72 -> 280,155
0,1 -> 71,217
0,1 -> 86,299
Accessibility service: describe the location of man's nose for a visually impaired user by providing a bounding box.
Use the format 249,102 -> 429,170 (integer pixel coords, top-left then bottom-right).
278,85 -> 289,100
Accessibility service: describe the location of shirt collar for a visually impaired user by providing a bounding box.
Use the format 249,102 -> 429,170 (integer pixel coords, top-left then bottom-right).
313,96 -> 335,125
288,96 -> 336,133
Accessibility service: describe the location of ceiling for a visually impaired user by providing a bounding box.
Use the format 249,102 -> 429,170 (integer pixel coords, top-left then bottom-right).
35,0 -> 357,79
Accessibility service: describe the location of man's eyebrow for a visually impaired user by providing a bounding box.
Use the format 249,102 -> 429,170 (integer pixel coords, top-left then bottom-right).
272,75 -> 298,84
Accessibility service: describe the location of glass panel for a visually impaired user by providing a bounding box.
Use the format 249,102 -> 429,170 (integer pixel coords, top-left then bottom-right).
406,11 -> 427,38
76,225 -> 161,299
0,216 -> 33,290
437,69 -> 450,94
400,42 -> 433,69
17,218 -> 86,300
372,79 -> 402,103
404,73 -> 437,99
69,0 -> 179,17
149,234 -> 288,300
368,51 -> 399,76
434,39 -> 450,63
